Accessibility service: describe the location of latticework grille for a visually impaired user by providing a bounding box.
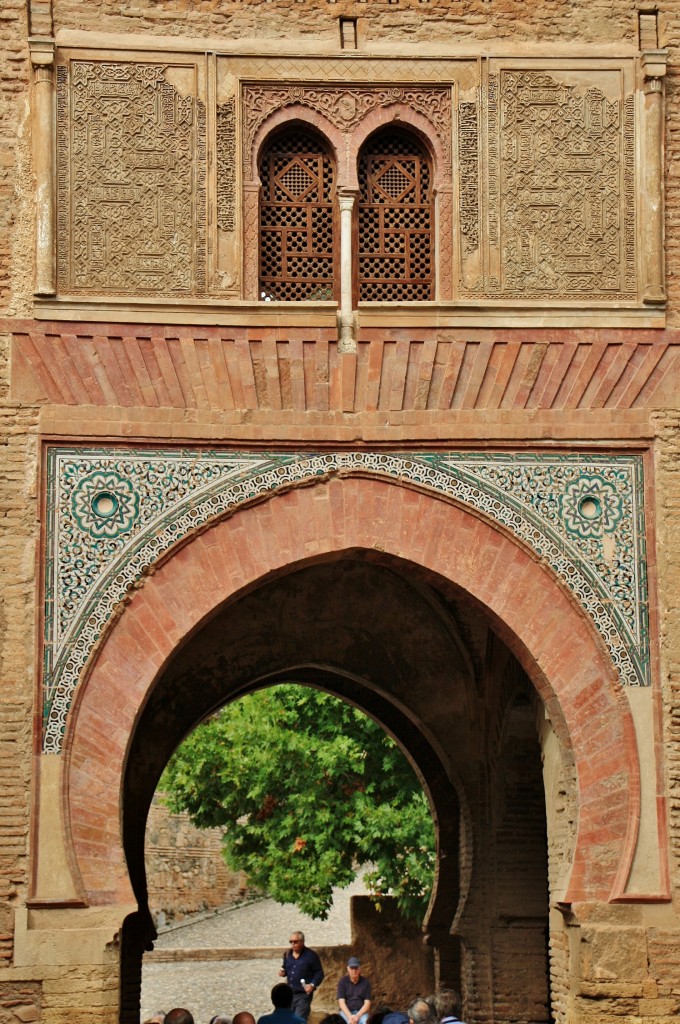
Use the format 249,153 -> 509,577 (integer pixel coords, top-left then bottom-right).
259,130 -> 336,301
357,131 -> 434,301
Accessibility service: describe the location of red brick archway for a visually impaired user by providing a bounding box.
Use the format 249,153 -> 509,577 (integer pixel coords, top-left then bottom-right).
64,473 -> 639,909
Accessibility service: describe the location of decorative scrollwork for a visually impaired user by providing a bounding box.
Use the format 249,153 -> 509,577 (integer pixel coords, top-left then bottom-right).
42,448 -> 649,754
217,99 -> 237,232
242,83 -> 452,169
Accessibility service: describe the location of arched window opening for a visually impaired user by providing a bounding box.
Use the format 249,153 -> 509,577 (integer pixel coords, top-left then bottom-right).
357,128 -> 434,301
259,128 -> 336,301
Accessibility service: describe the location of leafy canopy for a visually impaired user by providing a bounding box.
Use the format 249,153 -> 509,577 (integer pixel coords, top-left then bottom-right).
161,684 -> 435,921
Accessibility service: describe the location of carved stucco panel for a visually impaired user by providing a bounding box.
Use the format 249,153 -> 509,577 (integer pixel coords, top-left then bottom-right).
478,68 -> 637,300
458,99 -> 480,256
217,99 -> 237,232
56,59 -> 207,296
49,53 -> 645,307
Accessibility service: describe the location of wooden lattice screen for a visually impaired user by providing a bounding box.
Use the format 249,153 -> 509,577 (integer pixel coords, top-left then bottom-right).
259,129 -> 336,301
357,130 -> 434,301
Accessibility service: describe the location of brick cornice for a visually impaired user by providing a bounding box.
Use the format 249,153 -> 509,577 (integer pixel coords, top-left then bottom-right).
7,321 -> 680,416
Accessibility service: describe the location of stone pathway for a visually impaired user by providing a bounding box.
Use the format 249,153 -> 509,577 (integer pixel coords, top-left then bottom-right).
141,876 -> 368,1023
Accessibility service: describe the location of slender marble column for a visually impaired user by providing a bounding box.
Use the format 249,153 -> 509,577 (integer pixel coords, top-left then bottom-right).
337,188 -> 358,352
641,50 -> 668,305
31,39 -> 56,297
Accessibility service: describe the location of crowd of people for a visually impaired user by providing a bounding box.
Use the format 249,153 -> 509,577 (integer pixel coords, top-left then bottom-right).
143,930 -> 463,1024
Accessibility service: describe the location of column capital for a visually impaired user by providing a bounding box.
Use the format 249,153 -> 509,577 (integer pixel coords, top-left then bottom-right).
29,37 -> 55,69
337,188 -> 359,212
641,49 -> 668,80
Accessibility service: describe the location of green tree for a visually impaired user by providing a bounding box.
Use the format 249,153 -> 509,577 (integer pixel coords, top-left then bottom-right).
161,684 -> 435,921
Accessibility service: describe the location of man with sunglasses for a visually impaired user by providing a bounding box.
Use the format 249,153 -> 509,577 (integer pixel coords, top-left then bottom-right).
279,931 -> 325,1021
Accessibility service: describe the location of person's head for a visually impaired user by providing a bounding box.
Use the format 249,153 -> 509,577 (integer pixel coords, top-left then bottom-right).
408,999 -> 436,1024
347,956 -> 362,981
320,1016 -> 346,1024
165,1011 -> 194,1024
434,991 -> 461,1022
289,930 -> 305,951
210,1017 -> 232,1024
368,1007 -> 392,1024
271,984 -> 295,1009
233,1012 -> 256,1024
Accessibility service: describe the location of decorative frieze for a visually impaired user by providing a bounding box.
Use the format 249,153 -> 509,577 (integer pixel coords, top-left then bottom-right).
42,448 -> 649,754
241,83 -> 453,168
640,49 -> 668,304
458,99 -> 479,255
31,38 -> 56,296
217,98 -> 237,232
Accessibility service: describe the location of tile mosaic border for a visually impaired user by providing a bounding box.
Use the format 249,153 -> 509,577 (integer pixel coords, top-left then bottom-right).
43,448 -> 649,753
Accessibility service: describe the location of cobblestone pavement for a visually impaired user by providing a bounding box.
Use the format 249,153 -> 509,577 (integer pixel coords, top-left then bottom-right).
141,876 -> 368,1023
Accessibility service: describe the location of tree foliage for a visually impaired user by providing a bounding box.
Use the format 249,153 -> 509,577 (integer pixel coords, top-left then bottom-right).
161,684 -> 435,921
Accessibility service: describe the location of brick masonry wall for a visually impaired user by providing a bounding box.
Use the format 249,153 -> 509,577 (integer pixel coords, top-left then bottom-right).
0,3 -> 28,312
0,405 -> 41,1008
0,1 -> 32,324
1,2 -> 680,1023
145,796 -> 251,922
0,13 -> 37,999
651,411 -> 680,907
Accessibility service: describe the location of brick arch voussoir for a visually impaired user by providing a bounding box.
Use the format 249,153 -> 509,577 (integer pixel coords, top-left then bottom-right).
347,104 -> 448,191
248,105 -> 348,186
64,475 -> 638,908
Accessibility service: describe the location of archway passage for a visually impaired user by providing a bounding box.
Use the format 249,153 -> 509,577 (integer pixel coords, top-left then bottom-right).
127,559 -> 550,1024
63,475 -> 639,1019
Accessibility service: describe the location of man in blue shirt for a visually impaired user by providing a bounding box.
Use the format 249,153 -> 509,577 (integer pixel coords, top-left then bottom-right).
279,931 -> 325,1021
337,957 -> 372,1024
258,985 -> 306,1024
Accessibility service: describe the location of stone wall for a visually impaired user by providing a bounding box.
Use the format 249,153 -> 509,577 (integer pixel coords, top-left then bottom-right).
313,897 -> 434,1016
48,0 -> 643,48
145,797 -> 251,923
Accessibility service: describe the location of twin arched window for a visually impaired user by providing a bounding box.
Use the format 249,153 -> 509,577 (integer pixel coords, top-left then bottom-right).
258,126 -> 435,302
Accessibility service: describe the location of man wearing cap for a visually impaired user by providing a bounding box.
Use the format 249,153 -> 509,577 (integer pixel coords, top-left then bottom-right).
337,957 -> 372,1024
